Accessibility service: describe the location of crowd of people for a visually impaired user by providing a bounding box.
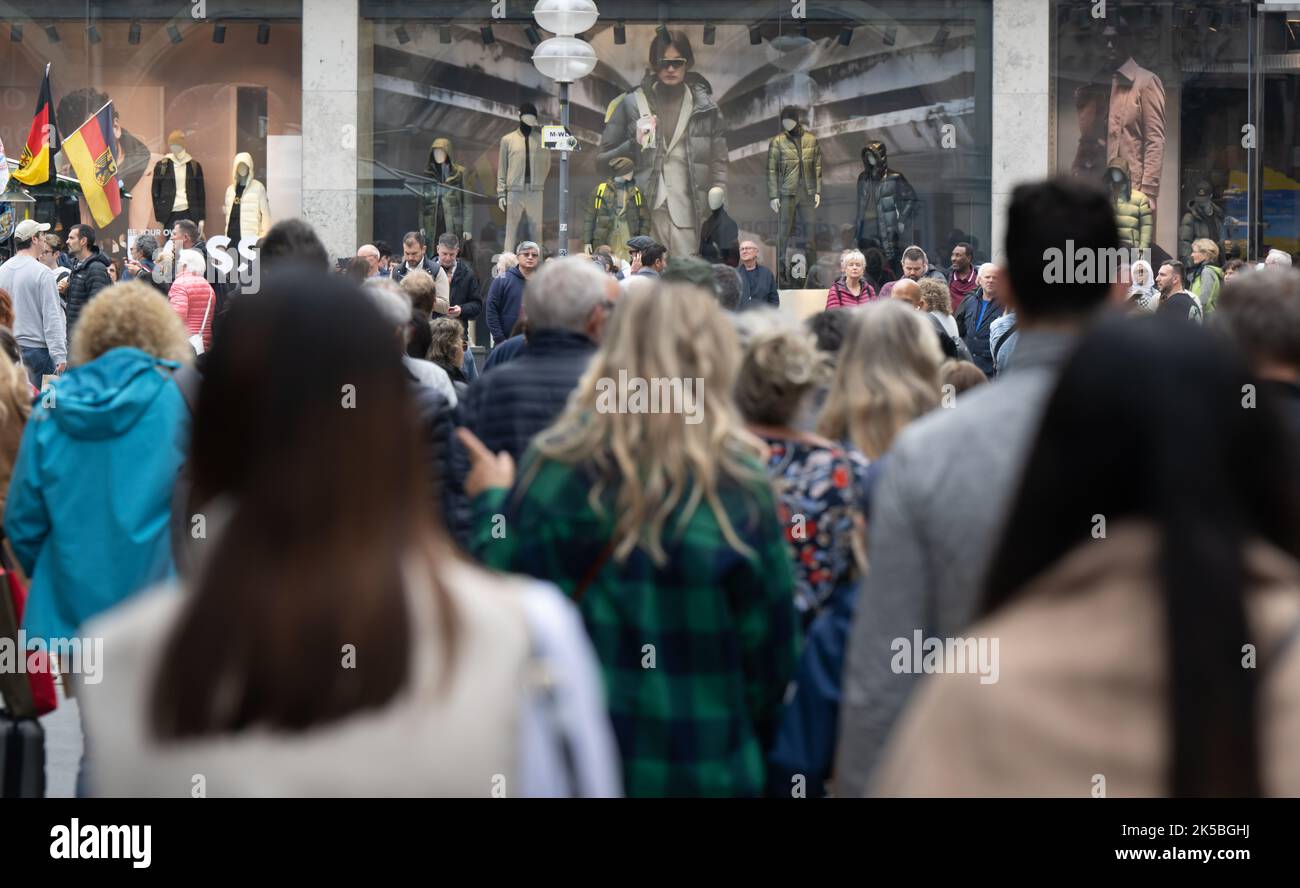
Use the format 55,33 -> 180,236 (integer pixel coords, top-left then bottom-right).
2,174 -> 1300,798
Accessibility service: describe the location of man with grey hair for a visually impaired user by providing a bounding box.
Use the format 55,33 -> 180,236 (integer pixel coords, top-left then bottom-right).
485,239 -> 538,342
955,262 -> 1004,376
362,278 -> 457,409
450,256 -> 619,544
710,263 -> 743,311
1216,267 -> 1300,439
356,244 -> 382,278
1265,248 -> 1293,270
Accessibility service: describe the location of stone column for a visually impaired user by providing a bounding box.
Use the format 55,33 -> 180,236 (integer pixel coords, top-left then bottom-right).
991,0 -> 1052,261
301,0 -> 359,261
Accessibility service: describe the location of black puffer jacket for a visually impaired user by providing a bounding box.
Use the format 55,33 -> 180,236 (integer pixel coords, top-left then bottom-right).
449,329 -> 596,548
855,142 -> 918,261
955,289 -> 1005,377
598,72 -> 728,225
64,249 -> 113,336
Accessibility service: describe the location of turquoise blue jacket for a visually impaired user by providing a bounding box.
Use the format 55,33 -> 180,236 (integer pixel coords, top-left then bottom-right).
5,347 -> 189,642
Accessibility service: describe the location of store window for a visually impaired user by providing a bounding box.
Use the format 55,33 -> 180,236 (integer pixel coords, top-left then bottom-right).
359,0 -> 993,318
1,3 -> 303,270
1052,0 -> 1255,278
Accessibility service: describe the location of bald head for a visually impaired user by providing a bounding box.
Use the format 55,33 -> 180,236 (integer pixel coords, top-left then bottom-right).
357,244 -> 380,277
890,278 -> 923,310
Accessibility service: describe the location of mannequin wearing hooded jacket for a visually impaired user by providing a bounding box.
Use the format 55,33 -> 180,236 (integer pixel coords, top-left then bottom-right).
223,153 -> 271,244
698,186 -> 739,267
767,106 -> 821,288
152,130 -> 206,232
1178,181 -> 1223,266
497,104 -> 550,252
425,138 -> 473,247
855,141 -> 917,268
1105,159 -> 1152,250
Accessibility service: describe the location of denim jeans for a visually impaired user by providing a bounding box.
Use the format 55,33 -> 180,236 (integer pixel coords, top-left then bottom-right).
19,346 -> 55,389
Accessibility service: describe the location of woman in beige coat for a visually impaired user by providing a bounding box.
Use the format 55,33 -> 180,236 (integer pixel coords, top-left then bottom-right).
873,318 -> 1300,797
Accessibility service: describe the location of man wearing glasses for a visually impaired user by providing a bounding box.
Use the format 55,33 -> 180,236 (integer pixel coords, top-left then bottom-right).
598,30 -> 727,261
485,241 -> 538,345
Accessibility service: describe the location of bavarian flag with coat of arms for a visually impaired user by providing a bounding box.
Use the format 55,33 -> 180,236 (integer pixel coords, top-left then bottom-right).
64,101 -> 122,227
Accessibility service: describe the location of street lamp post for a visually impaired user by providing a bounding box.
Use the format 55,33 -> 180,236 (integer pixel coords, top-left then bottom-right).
532,0 -> 599,257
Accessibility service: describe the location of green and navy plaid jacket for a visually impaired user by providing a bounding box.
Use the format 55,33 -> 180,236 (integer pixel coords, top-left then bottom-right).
471,451 -> 799,798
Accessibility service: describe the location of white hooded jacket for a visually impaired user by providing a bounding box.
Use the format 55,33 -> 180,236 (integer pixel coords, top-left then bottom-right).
223,152 -> 271,242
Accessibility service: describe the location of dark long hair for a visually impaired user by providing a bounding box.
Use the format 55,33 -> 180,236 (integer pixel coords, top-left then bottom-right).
152,271 -> 455,738
983,317 -> 1300,797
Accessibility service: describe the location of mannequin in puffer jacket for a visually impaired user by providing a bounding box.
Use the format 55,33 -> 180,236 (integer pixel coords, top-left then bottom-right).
223,152 -> 271,244
1105,159 -> 1152,251
855,141 -> 918,268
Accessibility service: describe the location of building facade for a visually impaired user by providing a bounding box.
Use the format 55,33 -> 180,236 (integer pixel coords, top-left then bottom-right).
0,1 -> 1294,276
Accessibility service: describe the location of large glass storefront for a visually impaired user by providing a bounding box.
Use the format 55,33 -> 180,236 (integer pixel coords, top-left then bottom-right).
1052,0 -> 1300,268
358,0 -> 995,299
1,2 -> 303,265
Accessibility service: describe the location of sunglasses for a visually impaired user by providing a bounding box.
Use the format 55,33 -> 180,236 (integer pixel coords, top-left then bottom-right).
657,58 -> 687,70
518,251 -> 539,258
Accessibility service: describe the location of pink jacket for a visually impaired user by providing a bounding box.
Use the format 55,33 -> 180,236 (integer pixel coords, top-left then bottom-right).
168,271 -> 215,351
825,277 -> 876,310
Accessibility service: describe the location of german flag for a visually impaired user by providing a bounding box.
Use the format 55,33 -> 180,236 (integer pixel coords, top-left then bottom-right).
63,101 -> 122,227
12,64 -> 61,186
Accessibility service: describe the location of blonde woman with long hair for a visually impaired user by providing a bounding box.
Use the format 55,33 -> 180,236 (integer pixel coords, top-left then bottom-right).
818,300 -> 944,460
460,282 -> 798,798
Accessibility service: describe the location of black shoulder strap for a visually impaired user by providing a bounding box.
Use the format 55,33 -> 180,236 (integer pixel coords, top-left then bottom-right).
992,321 -> 1018,362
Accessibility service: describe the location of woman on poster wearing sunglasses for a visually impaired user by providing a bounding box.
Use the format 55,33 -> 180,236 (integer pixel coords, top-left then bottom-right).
597,30 -> 728,261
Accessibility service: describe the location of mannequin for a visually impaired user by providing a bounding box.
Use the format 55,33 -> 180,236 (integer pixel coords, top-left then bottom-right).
1071,18 -> 1166,214
767,105 -> 821,286
1178,180 -> 1223,265
855,140 -> 917,273
582,156 -> 649,262
698,185 -> 739,267
151,129 -> 206,233
1105,159 -> 1152,251
497,102 -> 550,251
424,137 -> 473,247
223,152 -> 271,244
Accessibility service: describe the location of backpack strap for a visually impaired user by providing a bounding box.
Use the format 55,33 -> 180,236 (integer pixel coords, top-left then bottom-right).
594,182 -> 606,209
992,321 -> 1018,363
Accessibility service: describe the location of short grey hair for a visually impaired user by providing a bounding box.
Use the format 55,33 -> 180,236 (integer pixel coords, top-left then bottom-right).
134,234 -> 159,260
1266,248 -> 1293,269
516,240 -> 540,254
177,248 -> 206,276
523,256 -> 609,334
710,263 -> 742,311
363,278 -> 413,329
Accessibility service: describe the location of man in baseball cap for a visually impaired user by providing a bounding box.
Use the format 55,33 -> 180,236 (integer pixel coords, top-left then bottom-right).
0,218 -> 67,384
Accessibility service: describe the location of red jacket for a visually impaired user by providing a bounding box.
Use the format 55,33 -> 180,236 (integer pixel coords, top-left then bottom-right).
168,271 -> 215,351
948,265 -> 979,313
825,277 -> 877,310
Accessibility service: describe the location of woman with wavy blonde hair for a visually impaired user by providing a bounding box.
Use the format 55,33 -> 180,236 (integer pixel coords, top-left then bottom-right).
460,282 -> 799,798
818,299 -> 943,460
